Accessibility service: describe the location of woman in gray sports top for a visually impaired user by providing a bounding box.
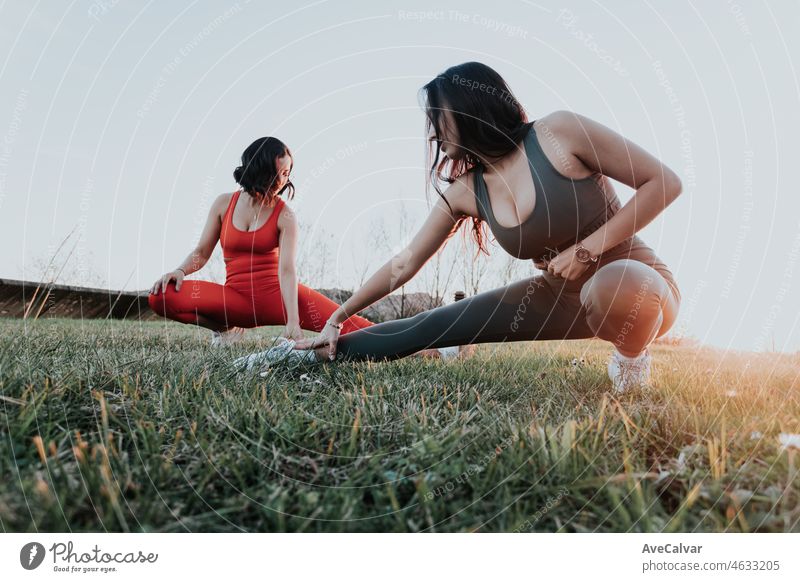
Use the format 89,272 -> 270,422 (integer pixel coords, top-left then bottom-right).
284,61 -> 683,393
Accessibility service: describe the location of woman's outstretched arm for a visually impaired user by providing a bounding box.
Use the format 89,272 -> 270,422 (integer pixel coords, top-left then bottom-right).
150,193 -> 227,294
293,178 -> 469,356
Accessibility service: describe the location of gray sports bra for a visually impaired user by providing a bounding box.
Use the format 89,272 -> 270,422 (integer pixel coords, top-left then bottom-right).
473,120 -> 637,262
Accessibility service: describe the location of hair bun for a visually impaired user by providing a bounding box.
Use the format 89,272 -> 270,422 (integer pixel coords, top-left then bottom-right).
233,165 -> 244,184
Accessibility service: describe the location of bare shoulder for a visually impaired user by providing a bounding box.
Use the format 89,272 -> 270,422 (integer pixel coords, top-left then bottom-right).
537,109 -> 624,147
276,199 -> 297,230
537,110 -> 682,189
215,191 -> 236,206
536,109 -> 589,135
438,172 -> 479,220
534,110 -> 600,179
211,192 -> 235,219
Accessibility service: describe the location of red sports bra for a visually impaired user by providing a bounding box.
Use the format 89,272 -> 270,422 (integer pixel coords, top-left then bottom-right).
219,190 -> 285,286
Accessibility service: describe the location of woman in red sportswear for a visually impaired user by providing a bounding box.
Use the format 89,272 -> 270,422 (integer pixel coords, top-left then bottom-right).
148,137 -> 374,345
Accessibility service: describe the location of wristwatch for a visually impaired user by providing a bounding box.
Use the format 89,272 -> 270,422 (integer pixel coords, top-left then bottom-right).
574,241 -> 598,263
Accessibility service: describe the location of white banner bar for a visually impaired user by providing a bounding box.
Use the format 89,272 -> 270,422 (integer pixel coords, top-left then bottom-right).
1,533 -> 797,581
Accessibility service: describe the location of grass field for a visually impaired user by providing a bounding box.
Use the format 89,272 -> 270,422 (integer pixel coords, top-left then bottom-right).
1,317 -> 798,532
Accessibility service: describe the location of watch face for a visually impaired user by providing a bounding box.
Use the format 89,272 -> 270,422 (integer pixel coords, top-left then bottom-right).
575,247 -> 591,262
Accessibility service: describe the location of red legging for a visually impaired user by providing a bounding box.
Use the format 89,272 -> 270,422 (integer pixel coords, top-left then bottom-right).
148,280 -> 373,334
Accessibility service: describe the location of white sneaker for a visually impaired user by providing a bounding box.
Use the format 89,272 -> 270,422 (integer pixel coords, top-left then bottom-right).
211,327 -> 246,347
607,348 -> 652,393
436,344 -> 476,361
232,337 -> 320,372
436,346 -> 460,360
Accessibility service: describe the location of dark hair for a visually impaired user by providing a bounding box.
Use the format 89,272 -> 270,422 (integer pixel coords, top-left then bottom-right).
420,62 -> 529,255
233,137 -> 295,203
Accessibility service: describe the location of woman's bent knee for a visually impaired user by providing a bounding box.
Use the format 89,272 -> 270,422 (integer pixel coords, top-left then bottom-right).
580,259 -> 676,341
148,292 -> 166,316
580,259 -> 668,312
148,284 -> 181,318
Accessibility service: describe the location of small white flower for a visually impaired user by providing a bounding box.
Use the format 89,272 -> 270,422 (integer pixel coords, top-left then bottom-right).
779,433 -> 800,451
725,390 -> 737,398
750,431 -> 763,441
672,367 -> 679,372
676,452 -> 687,471
729,488 -> 754,504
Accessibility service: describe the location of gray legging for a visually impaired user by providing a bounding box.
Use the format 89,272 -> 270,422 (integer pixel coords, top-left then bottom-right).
336,238 -> 681,361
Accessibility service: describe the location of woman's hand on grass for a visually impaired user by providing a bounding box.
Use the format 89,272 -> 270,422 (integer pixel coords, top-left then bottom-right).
282,321 -> 304,341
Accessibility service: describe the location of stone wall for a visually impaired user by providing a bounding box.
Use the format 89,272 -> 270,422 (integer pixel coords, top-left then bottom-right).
0,278 -> 443,322
0,278 -> 156,320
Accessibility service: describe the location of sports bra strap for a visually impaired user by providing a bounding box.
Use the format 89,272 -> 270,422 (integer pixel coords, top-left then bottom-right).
223,190 -> 240,227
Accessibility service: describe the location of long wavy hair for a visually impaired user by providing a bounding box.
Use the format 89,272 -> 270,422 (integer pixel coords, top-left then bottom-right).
420,62 -> 529,255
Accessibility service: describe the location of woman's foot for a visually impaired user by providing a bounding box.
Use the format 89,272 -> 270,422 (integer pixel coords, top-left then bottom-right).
412,344 -> 476,360
607,347 -> 652,393
211,326 -> 246,347
438,344 -> 477,360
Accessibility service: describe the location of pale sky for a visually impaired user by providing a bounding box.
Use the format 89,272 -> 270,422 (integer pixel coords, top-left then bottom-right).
1,0 -> 799,353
